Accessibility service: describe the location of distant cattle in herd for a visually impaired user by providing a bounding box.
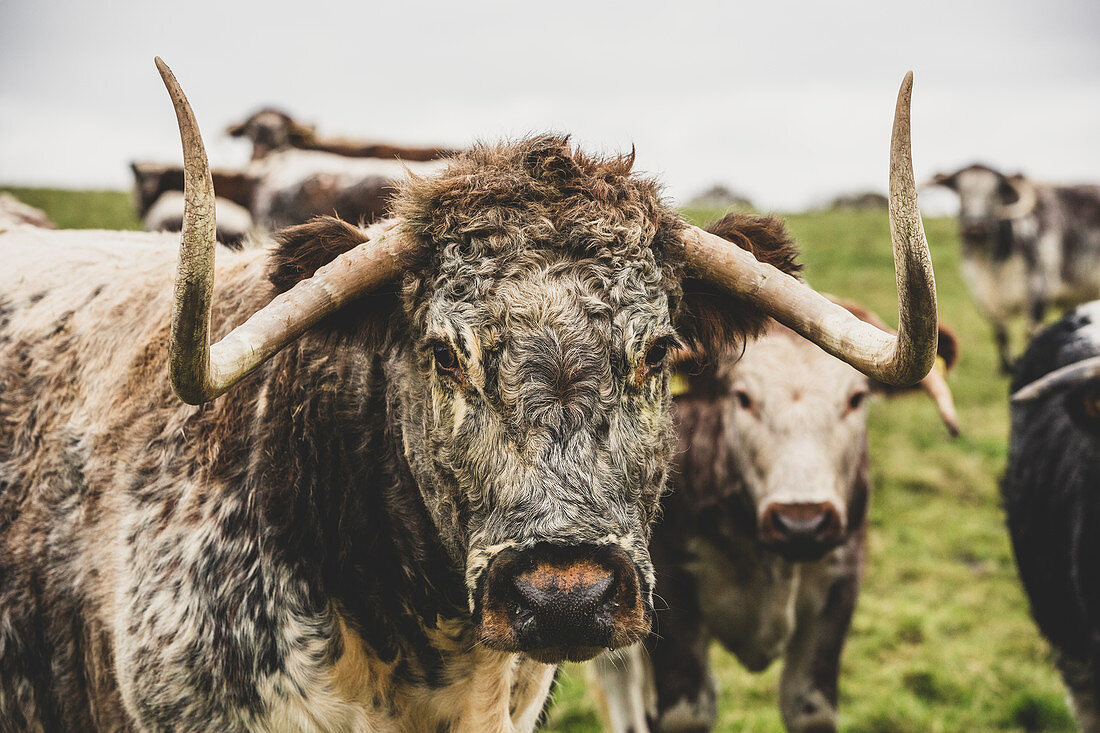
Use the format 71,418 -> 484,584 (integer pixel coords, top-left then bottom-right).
133,109 -> 458,237
131,162 -> 259,247
1004,301 -> 1100,732
592,247 -> 960,732
929,164 -> 1100,373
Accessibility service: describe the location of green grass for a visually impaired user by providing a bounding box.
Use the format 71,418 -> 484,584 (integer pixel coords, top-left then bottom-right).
4,189 -> 1070,731
1,186 -> 140,230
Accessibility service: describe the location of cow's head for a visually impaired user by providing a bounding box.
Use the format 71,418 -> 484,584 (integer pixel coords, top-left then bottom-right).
673,273 -> 960,562
929,164 -> 1037,242
1011,302 -> 1100,438
155,59 -> 940,663
227,107 -> 317,160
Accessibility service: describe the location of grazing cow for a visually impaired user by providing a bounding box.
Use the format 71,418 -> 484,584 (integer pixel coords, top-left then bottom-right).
0,60 -> 938,731
228,107 -> 459,162
0,193 -> 56,231
929,164 -> 1100,372
591,282 -> 960,733
1004,301 -> 1100,732
142,191 -> 255,249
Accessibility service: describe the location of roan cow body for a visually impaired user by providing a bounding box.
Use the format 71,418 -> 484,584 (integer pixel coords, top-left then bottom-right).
930,164 -> 1100,372
0,61 -> 938,731
1004,301 -> 1100,732
593,284 -> 959,733
131,161 -> 260,247
228,107 -> 458,231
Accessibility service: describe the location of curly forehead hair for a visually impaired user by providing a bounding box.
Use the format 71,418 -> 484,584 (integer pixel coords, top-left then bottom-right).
394,135 -> 685,265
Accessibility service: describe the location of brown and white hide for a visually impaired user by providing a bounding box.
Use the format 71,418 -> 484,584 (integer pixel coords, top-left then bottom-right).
245,149 -> 448,230
142,190 -> 254,249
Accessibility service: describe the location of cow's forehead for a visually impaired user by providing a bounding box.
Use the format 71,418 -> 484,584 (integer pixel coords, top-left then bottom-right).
422,254 -> 671,345
728,327 -> 866,396
955,168 -> 1003,199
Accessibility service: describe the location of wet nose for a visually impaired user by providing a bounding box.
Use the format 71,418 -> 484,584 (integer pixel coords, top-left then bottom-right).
759,502 -> 844,557
478,544 -> 647,662
511,555 -> 619,648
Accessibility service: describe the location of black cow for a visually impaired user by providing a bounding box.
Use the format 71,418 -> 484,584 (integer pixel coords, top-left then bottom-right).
1005,300 -> 1100,731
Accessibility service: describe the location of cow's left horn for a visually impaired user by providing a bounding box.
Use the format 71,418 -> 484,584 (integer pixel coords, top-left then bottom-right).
157,58 -> 416,404
1011,356 -> 1100,403
680,72 -> 937,387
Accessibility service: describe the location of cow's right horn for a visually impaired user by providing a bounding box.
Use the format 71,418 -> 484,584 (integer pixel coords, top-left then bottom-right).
679,72 -> 938,387
156,58 -> 417,404
1011,356 -> 1100,403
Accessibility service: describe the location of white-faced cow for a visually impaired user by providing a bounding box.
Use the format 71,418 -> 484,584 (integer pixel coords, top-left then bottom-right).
929,164 -> 1100,373
0,60 -> 938,731
591,272 -> 960,733
1005,301 -> 1100,732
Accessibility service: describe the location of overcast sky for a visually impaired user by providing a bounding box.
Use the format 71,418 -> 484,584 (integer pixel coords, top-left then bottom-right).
1,0 -> 1098,211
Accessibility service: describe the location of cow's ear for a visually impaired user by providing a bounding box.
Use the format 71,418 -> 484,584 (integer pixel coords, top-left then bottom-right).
935,324 -> 960,372
268,216 -> 400,341
930,171 -> 958,190
676,213 -> 802,360
227,122 -> 246,137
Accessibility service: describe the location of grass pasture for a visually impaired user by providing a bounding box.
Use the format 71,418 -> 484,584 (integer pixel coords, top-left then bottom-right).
3,188 -> 1073,731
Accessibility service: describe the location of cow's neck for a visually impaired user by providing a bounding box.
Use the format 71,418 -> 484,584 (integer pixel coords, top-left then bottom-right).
238,337 -> 469,685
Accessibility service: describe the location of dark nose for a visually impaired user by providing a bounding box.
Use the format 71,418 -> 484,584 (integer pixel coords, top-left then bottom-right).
478,544 -> 647,662
759,502 -> 844,559
512,559 -> 617,647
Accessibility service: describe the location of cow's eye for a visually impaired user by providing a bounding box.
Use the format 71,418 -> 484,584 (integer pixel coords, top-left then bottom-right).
645,339 -> 669,369
847,390 -> 868,412
735,390 -> 752,410
432,342 -> 461,377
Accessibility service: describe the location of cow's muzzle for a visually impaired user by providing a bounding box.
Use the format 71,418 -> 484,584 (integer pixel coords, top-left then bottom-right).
759,502 -> 845,561
474,543 -> 649,664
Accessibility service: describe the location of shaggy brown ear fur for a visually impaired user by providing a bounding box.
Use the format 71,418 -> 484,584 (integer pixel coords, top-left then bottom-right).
677,213 -> 802,361
268,216 -> 400,342
269,217 -> 368,291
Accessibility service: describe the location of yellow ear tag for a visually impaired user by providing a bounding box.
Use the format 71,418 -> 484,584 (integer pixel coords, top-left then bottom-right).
934,355 -> 948,378
670,370 -> 691,397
